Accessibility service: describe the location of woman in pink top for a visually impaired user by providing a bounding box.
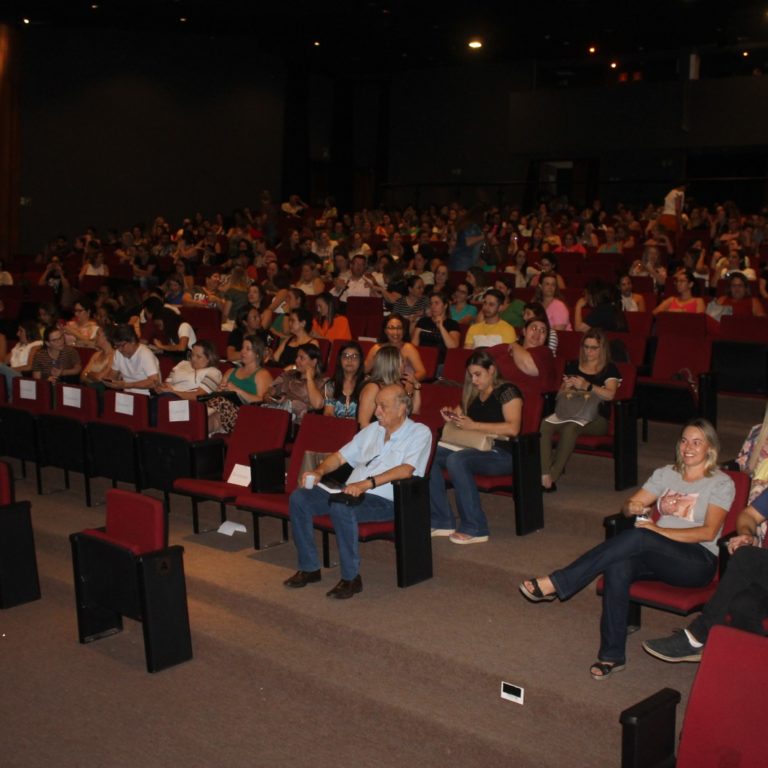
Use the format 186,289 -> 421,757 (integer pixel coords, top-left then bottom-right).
535,273 -> 572,331
653,269 -> 705,315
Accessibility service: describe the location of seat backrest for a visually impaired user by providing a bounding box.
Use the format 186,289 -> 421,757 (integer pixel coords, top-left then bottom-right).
104,488 -> 165,554
53,383 -> 99,421
720,469 -> 750,538
441,347 -> 472,383
606,331 -> 647,367
417,345 -> 439,380
346,296 -> 384,319
222,406 -> 292,479
624,311 -> 654,337
553,330 -> 583,362
0,459 -> 14,505
99,390 -> 150,429
12,378 -> 52,413
654,312 -> 708,338
154,397 -> 208,440
650,335 -> 711,380
517,382 -> 544,435
285,413 -> 358,490
677,626 -> 768,768
417,383 -> 462,432
719,315 -> 768,343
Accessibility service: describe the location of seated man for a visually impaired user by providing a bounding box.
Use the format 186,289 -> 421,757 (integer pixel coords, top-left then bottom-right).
464,289 -> 518,349
643,489 -> 768,662
284,383 -> 432,599
103,324 -> 161,396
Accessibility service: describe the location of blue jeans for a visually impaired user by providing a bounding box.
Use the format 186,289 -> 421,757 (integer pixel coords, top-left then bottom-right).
0,363 -> 21,401
289,487 -> 394,580
429,446 -> 513,537
550,528 -> 717,664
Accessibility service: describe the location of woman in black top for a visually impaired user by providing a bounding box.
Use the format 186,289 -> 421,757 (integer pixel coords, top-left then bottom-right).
429,349 -> 523,544
412,291 -> 461,366
540,328 -> 620,491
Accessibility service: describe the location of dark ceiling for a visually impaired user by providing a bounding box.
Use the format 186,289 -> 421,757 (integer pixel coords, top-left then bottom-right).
5,1 -> 768,79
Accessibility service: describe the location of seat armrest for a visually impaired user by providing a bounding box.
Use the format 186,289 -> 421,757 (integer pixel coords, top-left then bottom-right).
619,687 -> 681,768
603,511 -> 635,539
717,531 -> 738,576
249,449 -> 286,493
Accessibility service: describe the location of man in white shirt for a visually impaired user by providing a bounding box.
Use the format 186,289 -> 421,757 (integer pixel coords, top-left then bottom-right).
104,324 -> 160,396
284,384 -> 432,599
332,254 -> 375,303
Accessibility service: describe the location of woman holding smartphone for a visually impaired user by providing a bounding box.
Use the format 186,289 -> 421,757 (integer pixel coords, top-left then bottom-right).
429,349 -> 523,544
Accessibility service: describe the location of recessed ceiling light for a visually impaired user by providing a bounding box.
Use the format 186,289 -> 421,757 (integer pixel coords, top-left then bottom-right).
742,50 -> 750,57
313,41 -> 320,47
588,45 -> 597,54
179,17 -> 187,23
468,39 -> 483,50
23,18 -> 30,24
610,61 -> 618,69
91,3 -> 99,9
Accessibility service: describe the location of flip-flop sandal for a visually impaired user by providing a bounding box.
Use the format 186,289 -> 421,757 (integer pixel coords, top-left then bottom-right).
519,578 -> 556,602
590,661 -> 626,680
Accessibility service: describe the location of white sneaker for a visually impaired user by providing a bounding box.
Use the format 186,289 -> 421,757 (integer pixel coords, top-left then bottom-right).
449,533 -> 489,544
431,528 -> 455,537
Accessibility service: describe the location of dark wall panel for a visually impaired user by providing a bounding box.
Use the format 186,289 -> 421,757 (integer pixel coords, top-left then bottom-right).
20,28 -> 284,251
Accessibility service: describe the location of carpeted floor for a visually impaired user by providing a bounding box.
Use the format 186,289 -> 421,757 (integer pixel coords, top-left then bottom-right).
1,396 -> 761,768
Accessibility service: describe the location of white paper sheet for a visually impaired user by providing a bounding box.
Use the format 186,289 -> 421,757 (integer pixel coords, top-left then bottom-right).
19,380 -> 36,400
226,463 -> 251,487
114,393 -> 134,415
217,521 -> 247,536
168,399 -> 190,422
62,386 -> 82,408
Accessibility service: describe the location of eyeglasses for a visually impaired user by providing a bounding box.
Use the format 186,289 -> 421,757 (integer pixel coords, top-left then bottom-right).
342,352 -> 360,360
582,344 -> 600,351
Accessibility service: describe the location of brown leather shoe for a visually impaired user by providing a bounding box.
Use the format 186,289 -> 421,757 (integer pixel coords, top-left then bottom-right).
326,575 -> 363,599
283,570 -> 321,588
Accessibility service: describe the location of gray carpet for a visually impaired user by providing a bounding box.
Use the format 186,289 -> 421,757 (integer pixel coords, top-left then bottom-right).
1,396 -> 760,768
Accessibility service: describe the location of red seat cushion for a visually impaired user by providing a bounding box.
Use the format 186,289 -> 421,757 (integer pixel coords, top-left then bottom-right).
173,478 -> 247,501
234,492 -> 290,519
596,576 -> 717,614
474,473 -> 514,490
313,513 -> 394,539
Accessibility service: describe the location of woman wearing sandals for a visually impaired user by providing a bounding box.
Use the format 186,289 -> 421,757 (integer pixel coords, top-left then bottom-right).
520,418 -> 734,680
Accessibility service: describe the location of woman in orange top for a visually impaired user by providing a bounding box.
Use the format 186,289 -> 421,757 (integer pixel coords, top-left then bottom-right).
311,292 -> 351,341
653,270 -> 705,315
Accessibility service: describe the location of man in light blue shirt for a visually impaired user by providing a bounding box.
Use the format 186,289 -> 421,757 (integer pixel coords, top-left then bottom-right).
284,384 -> 432,599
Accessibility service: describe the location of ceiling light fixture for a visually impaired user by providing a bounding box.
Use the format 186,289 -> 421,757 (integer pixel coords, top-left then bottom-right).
468,39 -> 483,50
610,61 -> 618,69
313,41 -> 320,47
742,50 -> 749,57
22,18 -> 30,24
180,17 -> 187,23
588,45 -> 597,54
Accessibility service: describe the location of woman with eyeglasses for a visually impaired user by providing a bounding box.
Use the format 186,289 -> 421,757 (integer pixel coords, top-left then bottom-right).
449,281 -> 478,327
32,326 -> 82,384
62,299 -> 99,346
539,329 -> 619,491
364,314 -> 426,382
653,269 -> 705,315
323,341 -> 366,419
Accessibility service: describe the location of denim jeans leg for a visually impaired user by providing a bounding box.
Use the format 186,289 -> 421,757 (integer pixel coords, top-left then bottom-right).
329,494 -> 393,581
289,487 -> 327,573
447,448 -> 513,536
429,446 -> 456,530
550,528 -> 717,663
